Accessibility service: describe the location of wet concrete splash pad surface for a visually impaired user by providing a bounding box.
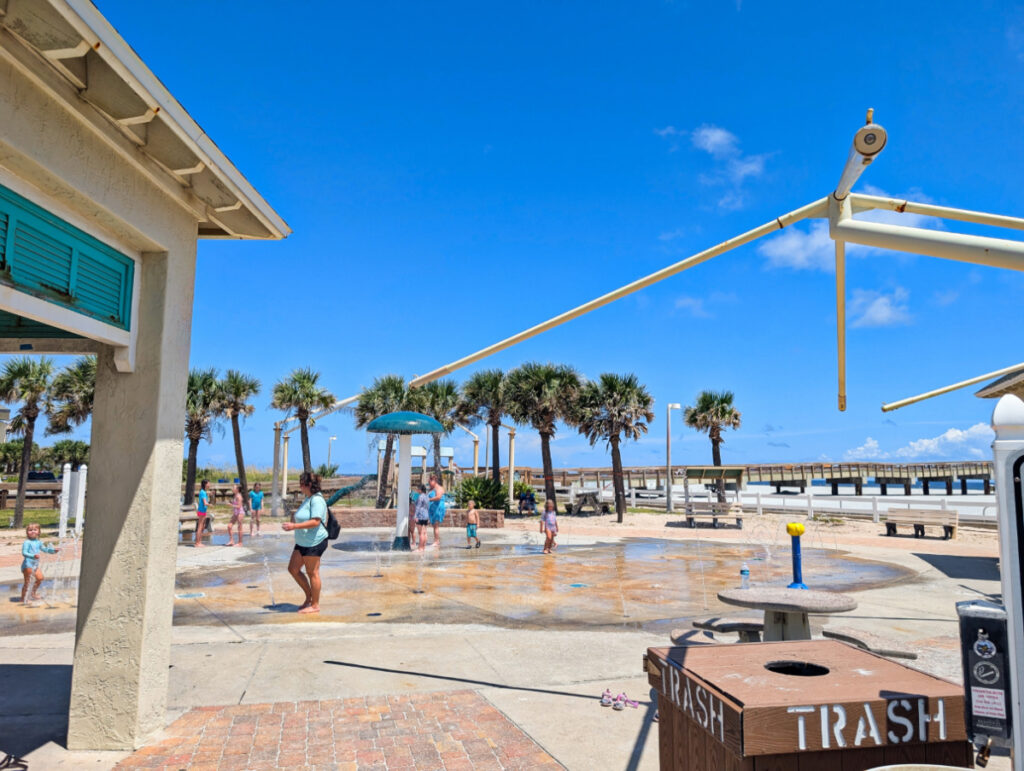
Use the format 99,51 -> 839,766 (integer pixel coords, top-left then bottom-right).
1,529 -> 911,636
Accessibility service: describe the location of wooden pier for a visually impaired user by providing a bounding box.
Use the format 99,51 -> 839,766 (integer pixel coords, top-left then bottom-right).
472,461 -> 992,495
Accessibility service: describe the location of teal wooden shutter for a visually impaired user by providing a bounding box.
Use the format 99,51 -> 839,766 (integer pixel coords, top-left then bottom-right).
0,184 -> 133,331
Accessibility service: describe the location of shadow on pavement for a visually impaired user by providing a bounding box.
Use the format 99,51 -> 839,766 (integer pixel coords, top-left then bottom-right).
914,553 -> 1000,581
0,664 -> 70,756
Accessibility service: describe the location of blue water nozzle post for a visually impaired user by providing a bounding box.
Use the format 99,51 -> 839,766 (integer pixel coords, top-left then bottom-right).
786,522 -> 808,589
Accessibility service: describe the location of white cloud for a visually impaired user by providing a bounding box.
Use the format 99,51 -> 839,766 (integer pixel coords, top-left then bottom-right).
757,186 -> 942,272
844,423 -> 993,461
759,220 -> 834,271
933,289 -> 959,307
844,437 -> 884,460
659,228 -> 687,242
691,125 -> 739,159
849,287 -> 911,328
655,123 -> 769,211
674,296 -> 711,318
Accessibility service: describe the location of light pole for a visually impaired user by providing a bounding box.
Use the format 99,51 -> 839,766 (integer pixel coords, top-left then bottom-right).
327,435 -> 337,468
666,403 -> 681,513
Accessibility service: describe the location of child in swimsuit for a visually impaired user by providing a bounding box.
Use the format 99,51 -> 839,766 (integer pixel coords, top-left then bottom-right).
248,482 -> 264,537
20,522 -> 57,603
226,484 -> 244,546
194,479 -> 209,547
414,485 -> 430,551
465,499 -> 481,549
541,499 -> 558,554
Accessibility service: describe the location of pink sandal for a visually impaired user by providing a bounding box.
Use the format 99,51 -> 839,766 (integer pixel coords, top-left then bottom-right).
600,689 -> 614,707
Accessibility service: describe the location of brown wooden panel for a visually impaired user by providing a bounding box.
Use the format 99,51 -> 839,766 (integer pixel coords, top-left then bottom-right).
658,697 -> 674,768
925,739 -> 973,766
753,754 -> 799,771
686,709 -> 705,770
706,733 -> 727,771
883,742 -> 930,764
840,746 -> 886,770
795,750 -> 832,769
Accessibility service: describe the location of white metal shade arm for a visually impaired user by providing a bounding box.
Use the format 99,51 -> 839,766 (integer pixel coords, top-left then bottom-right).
882,361 -> 1024,412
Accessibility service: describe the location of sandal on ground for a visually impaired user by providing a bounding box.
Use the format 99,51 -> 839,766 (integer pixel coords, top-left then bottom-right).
653,710 -> 659,722
0,754 -> 28,770
612,693 -> 627,711
624,697 -> 639,709
600,689 -> 614,707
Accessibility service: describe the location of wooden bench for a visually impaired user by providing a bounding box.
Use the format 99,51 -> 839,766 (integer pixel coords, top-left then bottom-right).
688,616 -> 763,643
884,508 -> 957,539
822,627 -> 918,660
178,510 -> 215,540
567,490 -> 609,516
683,501 -> 744,529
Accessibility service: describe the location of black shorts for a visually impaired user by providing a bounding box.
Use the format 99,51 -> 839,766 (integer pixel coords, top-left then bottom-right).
294,540 -> 328,558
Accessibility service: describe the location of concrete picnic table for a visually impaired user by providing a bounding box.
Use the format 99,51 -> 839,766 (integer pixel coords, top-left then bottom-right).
717,587 -> 857,642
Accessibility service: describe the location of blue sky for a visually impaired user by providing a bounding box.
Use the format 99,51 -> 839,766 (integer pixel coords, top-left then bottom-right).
19,1 -> 1024,473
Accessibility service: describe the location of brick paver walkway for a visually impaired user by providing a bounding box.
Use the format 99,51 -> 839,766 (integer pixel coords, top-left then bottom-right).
113,690 -> 562,771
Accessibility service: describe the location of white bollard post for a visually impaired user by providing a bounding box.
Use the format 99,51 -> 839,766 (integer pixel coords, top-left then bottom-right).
806,490 -> 814,519
990,395 -> 1024,768
756,490 -> 763,517
872,495 -> 880,524
59,463 -> 72,539
74,464 -> 87,536
630,487 -> 636,508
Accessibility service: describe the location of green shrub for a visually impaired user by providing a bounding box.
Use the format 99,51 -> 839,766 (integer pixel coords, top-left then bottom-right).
455,476 -> 508,510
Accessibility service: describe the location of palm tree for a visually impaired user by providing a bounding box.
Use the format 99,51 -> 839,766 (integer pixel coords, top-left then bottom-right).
458,369 -> 509,482
416,379 -> 460,482
506,362 -> 581,506
575,374 -> 654,522
271,368 -> 335,475
46,356 -> 96,435
0,357 -> 55,528
683,390 -> 742,502
184,368 -> 221,505
353,374 -> 413,508
45,439 -> 90,470
216,370 -> 261,508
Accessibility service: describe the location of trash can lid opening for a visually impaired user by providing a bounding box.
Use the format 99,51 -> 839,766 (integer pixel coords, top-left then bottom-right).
764,660 -> 830,677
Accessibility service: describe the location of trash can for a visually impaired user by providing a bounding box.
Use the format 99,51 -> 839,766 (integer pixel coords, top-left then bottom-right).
646,640 -> 972,770
957,600 -> 1012,757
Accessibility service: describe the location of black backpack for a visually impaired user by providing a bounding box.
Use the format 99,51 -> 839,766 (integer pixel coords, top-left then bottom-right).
316,493 -> 341,540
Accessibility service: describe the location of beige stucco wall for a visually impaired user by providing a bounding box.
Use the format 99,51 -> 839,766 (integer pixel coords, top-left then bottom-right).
1,49 -> 199,749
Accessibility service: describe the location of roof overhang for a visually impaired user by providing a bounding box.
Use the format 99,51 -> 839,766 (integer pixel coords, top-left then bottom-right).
976,367 -> 1024,400
0,0 -> 290,240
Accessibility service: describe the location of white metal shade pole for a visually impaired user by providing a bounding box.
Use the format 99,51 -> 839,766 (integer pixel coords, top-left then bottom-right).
882,361 -> 1024,413
281,435 -> 289,513
270,424 -> 283,516
990,395 -> 1024,769
666,403 -> 681,512
835,239 -> 847,412
392,434 -> 412,550
506,426 -> 516,507
59,462 -> 72,538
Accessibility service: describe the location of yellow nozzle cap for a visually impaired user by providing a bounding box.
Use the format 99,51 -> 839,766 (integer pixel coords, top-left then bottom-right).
786,522 -> 805,537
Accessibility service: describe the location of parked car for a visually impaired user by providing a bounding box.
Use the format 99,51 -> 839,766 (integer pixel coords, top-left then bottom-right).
26,470 -> 58,496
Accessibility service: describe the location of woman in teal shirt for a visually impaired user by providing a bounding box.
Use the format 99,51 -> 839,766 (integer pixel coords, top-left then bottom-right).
282,471 -> 328,614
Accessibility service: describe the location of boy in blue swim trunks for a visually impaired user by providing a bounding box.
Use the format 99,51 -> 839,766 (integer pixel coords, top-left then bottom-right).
20,522 -> 58,603
465,499 -> 481,549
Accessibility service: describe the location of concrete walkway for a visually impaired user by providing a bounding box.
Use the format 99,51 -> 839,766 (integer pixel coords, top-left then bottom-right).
0,513 -> 1010,770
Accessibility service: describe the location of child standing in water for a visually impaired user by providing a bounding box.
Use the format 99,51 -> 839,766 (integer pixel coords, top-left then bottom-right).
20,523 -> 57,603
249,482 -> 264,537
414,484 -> 430,552
540,499 -> 558,554
465,499 -> 481,549
226,483 -> 244,546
